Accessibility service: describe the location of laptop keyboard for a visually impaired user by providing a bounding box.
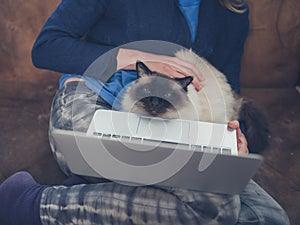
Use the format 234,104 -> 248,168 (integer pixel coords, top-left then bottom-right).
93,132 -> 232,155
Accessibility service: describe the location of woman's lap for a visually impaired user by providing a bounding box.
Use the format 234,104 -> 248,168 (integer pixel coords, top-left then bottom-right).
45,81 -> 290,225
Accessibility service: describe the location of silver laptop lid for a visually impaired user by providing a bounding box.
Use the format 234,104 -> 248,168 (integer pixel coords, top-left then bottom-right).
52,128 -> 263,194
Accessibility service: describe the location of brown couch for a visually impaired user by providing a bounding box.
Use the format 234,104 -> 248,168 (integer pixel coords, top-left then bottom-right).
240,1 -> 300,224
0,0 -> 299,224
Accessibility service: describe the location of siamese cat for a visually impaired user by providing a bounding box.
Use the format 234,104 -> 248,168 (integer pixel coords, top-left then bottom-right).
121,50 -> 269,153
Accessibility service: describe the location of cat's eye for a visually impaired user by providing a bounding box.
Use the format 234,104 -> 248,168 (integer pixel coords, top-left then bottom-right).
144,87 -> 151,95
164,93 -> 172,98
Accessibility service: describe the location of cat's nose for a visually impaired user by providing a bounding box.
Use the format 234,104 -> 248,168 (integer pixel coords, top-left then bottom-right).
150,111 -> 158,116
148,106 -> 159,116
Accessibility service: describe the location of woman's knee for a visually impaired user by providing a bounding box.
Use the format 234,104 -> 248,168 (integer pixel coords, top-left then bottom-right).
237,203 -> 290,225
238,180 -> 290,225
50,81 -> 107,132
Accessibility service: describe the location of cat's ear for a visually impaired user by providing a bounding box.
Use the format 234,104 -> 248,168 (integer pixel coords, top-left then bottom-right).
136,61 -> 152,78
174,76 -> 194,90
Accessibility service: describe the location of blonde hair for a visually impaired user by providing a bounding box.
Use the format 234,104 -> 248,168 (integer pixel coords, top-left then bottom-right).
219,0 -> 247,13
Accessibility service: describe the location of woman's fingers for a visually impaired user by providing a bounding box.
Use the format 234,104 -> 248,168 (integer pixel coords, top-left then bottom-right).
167,63 -> 202,91
176,72 -> 201,91
172,57 -> 204,81
236,128 -> 249,154
117,49 -> 203,91
155,56 -> 204,83
227,120 -> 239,129
228,120 -> 249,155
145,62 -> 202,91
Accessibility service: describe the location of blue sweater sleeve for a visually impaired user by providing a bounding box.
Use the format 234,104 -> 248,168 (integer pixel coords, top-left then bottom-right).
31,0 -> 113,75
222,16 -> 249,93
209,7 -> 249,93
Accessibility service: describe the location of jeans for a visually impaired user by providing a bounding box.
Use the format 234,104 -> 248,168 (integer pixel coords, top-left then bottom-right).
42,81 -> 290,225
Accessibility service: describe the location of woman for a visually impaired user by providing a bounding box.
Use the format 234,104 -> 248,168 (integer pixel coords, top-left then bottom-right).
0,0 -> 290,224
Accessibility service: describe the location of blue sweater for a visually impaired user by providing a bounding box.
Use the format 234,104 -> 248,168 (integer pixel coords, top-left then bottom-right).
32,0 -> 249,92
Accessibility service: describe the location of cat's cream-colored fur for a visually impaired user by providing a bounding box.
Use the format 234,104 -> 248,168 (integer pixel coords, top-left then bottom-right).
121,50 -> 269,153
175,50 -> 238,123
121,50 -> 240,123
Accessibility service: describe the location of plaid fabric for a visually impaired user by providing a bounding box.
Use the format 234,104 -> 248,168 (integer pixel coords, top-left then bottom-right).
42,81 -> 290,225
48,81 -> 112,175
40,183 -> 240,225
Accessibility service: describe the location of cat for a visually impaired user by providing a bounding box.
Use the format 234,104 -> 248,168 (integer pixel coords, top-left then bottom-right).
120,50 -> 270,153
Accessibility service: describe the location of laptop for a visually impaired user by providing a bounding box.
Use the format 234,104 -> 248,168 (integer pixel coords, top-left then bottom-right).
51,109 -> 263,194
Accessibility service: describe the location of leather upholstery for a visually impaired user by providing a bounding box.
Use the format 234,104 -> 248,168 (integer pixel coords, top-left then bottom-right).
241,0 -> 300,88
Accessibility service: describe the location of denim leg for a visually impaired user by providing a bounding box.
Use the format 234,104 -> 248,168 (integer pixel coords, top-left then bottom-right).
40,183 -> 240,225
237,180 -> 290,225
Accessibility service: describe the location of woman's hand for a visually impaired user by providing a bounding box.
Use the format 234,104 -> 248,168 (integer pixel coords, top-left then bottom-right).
116,48 -> 203,91
227,120 -> 249,155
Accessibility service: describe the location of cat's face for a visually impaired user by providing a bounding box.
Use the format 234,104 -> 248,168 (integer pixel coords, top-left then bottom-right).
121,61 -> 193,119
